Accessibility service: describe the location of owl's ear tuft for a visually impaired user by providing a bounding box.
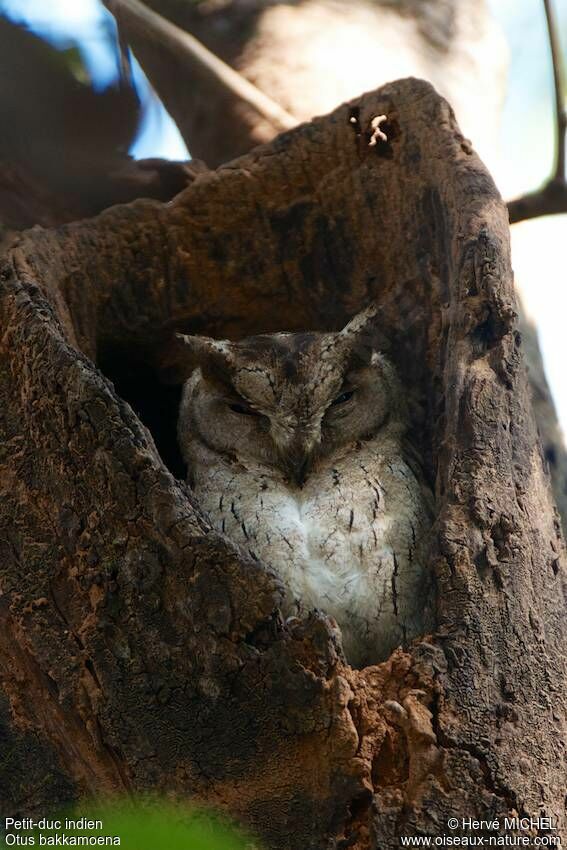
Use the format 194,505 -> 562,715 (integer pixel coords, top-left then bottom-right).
340,304 -> 379,339
339,304 -> 381,368
175,333 -> 236,387
176,333 -> 232,360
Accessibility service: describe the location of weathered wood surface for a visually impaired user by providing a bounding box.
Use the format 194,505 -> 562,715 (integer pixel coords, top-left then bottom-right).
1,80 -> 565,847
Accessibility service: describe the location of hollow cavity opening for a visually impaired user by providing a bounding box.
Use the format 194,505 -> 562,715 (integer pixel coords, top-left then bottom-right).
97,343 -> 186,480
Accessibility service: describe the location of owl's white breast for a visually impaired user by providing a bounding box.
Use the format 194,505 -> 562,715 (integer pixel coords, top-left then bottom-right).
190,436 -> 433,666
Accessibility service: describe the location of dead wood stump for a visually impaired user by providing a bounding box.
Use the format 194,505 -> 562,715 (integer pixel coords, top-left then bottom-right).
0,79 -> 565,848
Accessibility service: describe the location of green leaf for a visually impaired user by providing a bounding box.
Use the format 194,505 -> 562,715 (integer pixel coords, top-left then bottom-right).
28,800 -> 255,850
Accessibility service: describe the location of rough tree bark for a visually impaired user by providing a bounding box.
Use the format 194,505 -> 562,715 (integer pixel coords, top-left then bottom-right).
1,81 -> 565,847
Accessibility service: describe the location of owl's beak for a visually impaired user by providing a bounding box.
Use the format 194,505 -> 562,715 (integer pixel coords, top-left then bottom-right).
271,423 -> 319,486
290,454 -> 312,488
285,434 -> 319,487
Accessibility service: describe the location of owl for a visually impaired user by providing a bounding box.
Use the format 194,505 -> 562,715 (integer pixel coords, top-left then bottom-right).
177,306 -> 434,667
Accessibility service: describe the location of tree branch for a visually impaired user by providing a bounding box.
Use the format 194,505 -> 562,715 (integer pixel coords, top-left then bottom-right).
507,0 -> 566,223
103,0 -> 299,140
507,178 -> 567,223
544,0 -> 566,181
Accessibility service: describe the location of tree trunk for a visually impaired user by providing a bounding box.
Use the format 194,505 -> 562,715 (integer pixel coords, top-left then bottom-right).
1,80 -> 565,847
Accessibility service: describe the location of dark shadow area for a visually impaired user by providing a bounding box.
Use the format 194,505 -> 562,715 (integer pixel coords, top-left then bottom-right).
98,345 -> 186,480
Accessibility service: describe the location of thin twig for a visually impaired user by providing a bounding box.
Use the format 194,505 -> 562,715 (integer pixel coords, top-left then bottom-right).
507,0 -> 566,223
507,181 -> 567,224
103,0 -> 299,134
543,0 -> 566,181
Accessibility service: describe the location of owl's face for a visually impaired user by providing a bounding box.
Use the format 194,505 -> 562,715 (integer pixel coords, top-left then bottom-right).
178,307 -> 405,486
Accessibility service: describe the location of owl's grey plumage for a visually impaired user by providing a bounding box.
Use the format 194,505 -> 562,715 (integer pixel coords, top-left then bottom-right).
177,307 -> 434,667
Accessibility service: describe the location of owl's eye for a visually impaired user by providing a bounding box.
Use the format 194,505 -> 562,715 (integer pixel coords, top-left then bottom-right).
229,402 -> 259,416
331,390 -> 355,407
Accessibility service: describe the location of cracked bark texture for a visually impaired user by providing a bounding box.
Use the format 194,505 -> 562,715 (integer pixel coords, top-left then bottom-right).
0,81 -> 565,847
